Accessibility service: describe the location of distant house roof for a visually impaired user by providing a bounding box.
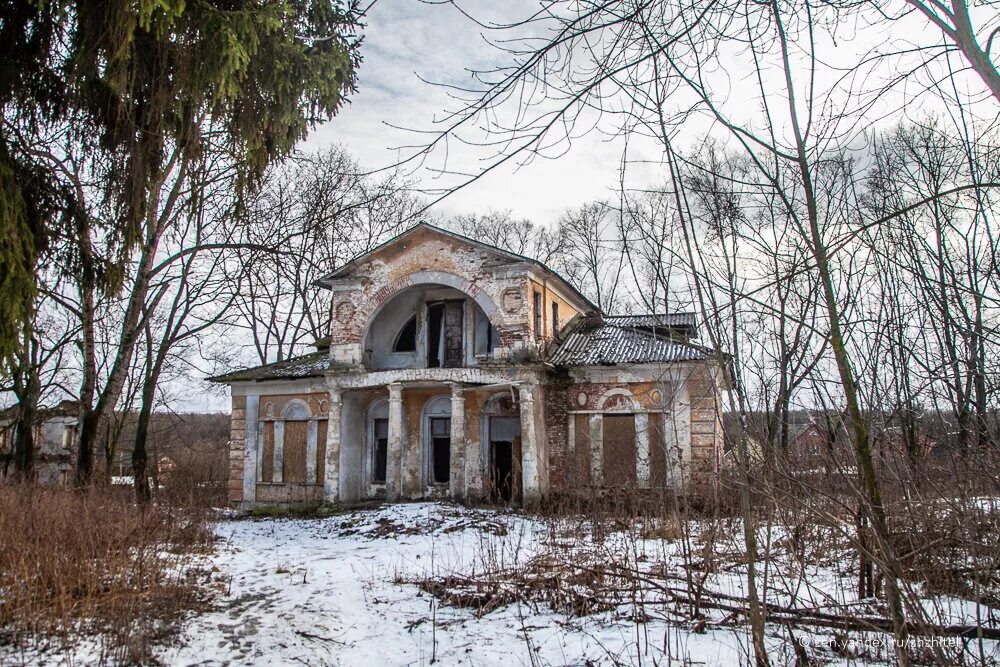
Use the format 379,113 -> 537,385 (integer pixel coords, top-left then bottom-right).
549,319 -> 715,366
208,352 -> 341,383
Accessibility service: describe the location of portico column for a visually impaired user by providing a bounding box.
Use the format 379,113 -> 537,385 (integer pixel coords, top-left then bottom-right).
663,382 -> 691,490
449,383 -> 466,499
519,383 -> 542,504
386,382 -> 404,502
589,414 -> 603,486
635,412 -> 650,488
323,382 -> 342,503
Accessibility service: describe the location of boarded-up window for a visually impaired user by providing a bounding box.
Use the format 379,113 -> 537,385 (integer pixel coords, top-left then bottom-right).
316,419 -> 328,484
283,421 -> 308,484
573,414 -> 591,486
649,415 -> 667,488
603,414 -> 636,486
261,422 -> 275,482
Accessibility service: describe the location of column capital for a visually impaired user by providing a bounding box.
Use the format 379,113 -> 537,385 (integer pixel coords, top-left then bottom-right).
388,382 -> 403,399
450,382 -> 464,399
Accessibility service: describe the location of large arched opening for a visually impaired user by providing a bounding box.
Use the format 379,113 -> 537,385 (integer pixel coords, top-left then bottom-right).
361,278 -> 502,371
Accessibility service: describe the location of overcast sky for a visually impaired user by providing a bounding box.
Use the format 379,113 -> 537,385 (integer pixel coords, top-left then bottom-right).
304,0 -> 659,225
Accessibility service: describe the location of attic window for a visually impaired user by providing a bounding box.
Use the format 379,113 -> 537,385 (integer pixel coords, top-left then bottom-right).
393,316 -> 418,352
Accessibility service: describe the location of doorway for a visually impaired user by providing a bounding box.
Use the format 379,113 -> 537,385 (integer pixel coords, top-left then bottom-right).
427,300 -> 464,368
430,417 -> 451,484
488,416 -> 520,503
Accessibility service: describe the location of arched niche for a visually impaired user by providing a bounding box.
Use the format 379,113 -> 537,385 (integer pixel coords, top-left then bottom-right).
598,388 -> 640,412
282,399 -> 312,420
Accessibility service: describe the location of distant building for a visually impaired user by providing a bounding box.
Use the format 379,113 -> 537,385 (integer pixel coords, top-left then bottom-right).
0,400 -> 78,485
211,223 -> 727,510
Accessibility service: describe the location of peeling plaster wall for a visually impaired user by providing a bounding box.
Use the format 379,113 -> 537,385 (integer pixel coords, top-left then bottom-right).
326,227 -> 589,365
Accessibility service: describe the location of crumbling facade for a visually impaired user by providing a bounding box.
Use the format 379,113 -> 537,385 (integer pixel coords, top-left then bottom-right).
213,223 -> 726,509
0,400 -> 78,484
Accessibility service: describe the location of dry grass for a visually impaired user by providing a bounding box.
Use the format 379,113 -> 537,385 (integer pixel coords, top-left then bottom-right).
0,484 -> 215,664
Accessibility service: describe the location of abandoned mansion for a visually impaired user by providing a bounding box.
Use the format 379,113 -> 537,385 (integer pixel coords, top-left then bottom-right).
212,223 -> 726,509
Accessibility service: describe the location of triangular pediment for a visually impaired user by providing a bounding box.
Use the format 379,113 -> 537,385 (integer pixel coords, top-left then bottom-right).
316,223 -> 525,284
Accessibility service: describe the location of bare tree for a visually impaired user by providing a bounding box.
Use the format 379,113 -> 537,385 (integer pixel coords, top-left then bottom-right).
230,147 -> 421,365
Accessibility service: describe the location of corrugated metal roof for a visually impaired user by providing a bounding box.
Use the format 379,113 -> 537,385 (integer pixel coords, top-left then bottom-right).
208,352 -> 339,383
548,321 -> 714,366
603,313 -> 698,329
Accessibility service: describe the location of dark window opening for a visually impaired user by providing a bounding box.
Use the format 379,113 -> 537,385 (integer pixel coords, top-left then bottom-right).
533,291 -> 542,339
430,417 -> 451,484
373,418 -> 388,483
427,303 -> 444,368
393,316 -> 417,352
552,302 -> 560,337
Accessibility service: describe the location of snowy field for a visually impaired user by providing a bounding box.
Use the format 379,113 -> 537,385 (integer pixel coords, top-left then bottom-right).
158,503 -> 768,666
8,501 -> 997,666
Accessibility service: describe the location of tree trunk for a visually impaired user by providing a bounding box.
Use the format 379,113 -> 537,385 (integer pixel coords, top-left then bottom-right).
132,393 -> 153,505
12,395 -> 38,481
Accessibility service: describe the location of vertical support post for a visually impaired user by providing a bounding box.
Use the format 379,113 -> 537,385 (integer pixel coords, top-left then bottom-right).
449,383 -> 466,499
272,421 -> 285,483
323,383 -> 343,503
663,382 -> 691,491
567,415 -> 576,461
255,421 -> 264,484
386,382 -> 404,501
589,414 -> 603,486
243,395 -> 259,505
519,383 -> 541,503
635,412 -> 650,488
305,420 -> 318,485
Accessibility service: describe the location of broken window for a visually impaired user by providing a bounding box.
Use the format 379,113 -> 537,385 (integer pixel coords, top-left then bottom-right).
372,418 -> 388,483
427,300 -> 464,368
393,316 -> 417,352
551,301 -> 560,337
533,291 -> 542,339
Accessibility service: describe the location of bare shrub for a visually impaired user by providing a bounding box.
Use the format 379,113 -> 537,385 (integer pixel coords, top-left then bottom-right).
0,485 -> 214,663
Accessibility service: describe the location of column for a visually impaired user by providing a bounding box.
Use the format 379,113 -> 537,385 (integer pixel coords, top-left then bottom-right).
272,421 -> 285,483
676,383 -> 692,486
386,382 -> 404,502
449,383 -> 466,499
519,383 -> 541,503
305,420 -> 319,485
589,414 -> 603,486
243,395 -> 259,504
323,383 -> 343,503
635,412 -> 650,488
663,384 -> 691,490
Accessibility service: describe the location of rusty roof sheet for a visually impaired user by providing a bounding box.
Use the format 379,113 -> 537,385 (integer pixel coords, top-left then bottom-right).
548,321 -> 714,366
603,313 -> 698,329
208,352 -> 341,383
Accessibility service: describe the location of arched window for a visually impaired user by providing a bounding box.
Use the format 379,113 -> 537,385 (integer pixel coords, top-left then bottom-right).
367,399 -> 390,484
423,395 -> 452,485
393,316 -> 417,352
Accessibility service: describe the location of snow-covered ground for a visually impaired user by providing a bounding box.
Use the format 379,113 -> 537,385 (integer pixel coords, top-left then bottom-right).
8,502 -> 997,665
159,503 -> 770,666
